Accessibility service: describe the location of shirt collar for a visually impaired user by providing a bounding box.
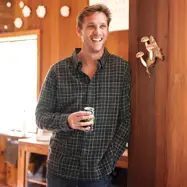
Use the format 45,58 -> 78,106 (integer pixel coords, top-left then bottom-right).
72,48 -> 110,70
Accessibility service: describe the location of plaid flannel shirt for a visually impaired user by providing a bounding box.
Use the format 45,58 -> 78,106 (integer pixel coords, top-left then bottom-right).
35,48 -> 131,180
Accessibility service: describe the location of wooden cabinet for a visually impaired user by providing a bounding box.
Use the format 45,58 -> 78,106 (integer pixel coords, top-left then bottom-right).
0,131 -> 31,187
18,138 -> 128,187
18,139 -> 48,187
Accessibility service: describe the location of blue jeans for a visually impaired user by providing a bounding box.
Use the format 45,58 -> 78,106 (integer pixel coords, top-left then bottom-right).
47,171 -> 112,187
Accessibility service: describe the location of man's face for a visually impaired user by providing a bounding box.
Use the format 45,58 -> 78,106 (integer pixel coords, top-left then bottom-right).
77,12 -> 109,53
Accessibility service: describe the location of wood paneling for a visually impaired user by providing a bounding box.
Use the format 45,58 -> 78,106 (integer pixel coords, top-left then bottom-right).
0,0 -> 13,32
128,1 -> 158,186
0,0 -> 128,88
107,31 -> 128,60
128,0 -> 187,187
167,1 -> 187,186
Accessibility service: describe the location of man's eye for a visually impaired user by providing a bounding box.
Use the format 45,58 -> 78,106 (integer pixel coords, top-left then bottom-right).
88,25 -> 94,28
101,25 -> 107,28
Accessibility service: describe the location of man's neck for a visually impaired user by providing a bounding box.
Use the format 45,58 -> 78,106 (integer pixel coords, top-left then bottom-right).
78,48 -> 104,65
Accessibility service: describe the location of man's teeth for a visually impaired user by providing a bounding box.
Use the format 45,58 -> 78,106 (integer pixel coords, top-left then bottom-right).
92,38 -> 102,41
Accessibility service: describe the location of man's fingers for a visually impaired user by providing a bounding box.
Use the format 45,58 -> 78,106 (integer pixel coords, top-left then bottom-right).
75,111 -> 91,117
78,114 -> 94,121
68,111 -> 94,131
79,121 -> 93,127
79,126 -> 91,131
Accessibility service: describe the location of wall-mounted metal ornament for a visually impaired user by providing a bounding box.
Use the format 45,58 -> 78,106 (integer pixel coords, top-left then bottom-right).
136,36 -> 164,77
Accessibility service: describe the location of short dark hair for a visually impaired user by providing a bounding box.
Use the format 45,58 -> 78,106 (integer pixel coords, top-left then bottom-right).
77,4 -> 112,29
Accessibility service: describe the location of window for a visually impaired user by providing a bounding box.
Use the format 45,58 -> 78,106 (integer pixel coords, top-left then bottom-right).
0,30 -> 40,133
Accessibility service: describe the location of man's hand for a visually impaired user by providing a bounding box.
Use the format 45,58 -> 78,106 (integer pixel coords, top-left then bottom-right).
67,111 -> 94,131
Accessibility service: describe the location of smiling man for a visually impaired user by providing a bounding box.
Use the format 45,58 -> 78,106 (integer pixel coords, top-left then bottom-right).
35,4 -> 131,187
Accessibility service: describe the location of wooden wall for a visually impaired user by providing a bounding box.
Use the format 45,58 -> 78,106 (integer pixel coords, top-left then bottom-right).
128,0 -> 187,187
0,0 -> 13,32
0,0 -> 128,87
166,1 -> 187,186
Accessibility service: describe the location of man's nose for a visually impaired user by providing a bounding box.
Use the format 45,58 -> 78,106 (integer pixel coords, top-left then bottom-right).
94,26 -> 101,35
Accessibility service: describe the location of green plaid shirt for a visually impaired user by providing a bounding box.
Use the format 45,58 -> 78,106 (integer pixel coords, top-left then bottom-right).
35,48 -> 131,180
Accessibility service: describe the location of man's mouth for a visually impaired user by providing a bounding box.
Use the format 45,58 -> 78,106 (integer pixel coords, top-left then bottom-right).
91,38 -> 102,42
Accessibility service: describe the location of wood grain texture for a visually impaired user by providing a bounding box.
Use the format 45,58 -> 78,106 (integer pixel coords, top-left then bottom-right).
128,0 -> 157,186
128,0 -> 187,187
0,0 -> 13,32
0,185 -> 9,187
155,1 -> 168,186
166,1 -> 187,186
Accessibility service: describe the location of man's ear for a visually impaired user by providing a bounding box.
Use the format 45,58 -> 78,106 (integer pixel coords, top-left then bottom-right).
76,26 -> 82,37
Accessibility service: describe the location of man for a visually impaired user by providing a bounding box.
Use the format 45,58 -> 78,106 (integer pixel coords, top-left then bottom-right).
35,4 -> 131,187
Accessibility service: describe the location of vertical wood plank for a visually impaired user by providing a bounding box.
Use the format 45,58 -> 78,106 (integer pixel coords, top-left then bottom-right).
166,1 -> 187,186
155,0 -> 168,186
17,145 -> 26,187
128,0 -> 158,186
129,0 -> 187,187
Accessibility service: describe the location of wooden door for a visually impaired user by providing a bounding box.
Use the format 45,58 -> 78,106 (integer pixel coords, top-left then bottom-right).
128,0 -> 187,187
